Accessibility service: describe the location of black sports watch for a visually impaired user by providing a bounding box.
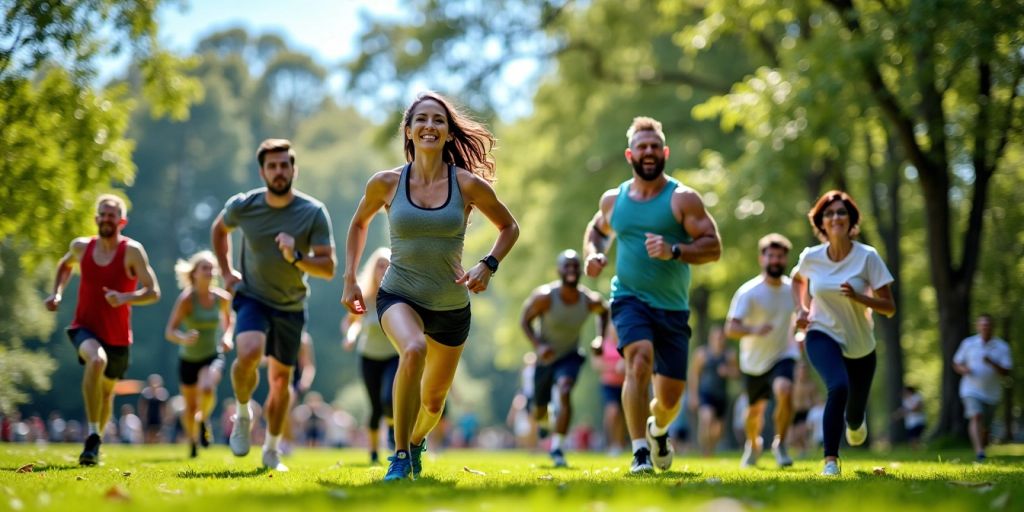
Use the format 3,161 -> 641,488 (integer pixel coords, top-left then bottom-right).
480,254 -> 499,274
291,249 -> 304,266
670,244 -> 682,261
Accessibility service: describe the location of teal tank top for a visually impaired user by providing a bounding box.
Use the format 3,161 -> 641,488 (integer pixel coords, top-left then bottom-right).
180,291 -> 222,361
381,164 -> 469,310
539,284 -> 592,358
609,178 -> 692,311
358,301 -> 398,360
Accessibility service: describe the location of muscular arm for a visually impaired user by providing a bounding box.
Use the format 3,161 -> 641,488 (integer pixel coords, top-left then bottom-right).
462,172 -> 520,263
519,290 -> 551,349
211,213 -> 238,289
583,191 -> 617,277
45,238 -> 87,310
124,243 -> 161,305
671,188 -> 721,264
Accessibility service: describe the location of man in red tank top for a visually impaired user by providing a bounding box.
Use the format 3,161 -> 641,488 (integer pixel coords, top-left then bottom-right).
45,194 -> 161,466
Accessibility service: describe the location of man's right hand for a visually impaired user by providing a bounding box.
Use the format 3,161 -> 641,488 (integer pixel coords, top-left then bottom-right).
44,293 -> 61,312
585,253 -> 607,277
223,269 -> 242,292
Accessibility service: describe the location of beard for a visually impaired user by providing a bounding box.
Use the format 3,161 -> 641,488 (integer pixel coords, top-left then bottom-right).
765,264 -> 785,278
560,274 -> 579,288
631,156 -> 666,181
266,176 -> 293,196
98,222 -> 117,238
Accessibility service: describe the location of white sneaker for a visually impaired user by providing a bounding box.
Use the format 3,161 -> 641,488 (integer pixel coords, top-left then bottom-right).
229,414 -> 252,456
821,459 -> 841,476
772,437 -> 793,468
645,416 -> 674,471
262,449 -> 289,472
629,448 -> 654,474
740,438 -> 762,469
846,420 -> 867,446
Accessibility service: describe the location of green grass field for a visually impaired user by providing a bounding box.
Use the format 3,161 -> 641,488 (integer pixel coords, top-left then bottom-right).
2,443 -> 1022,511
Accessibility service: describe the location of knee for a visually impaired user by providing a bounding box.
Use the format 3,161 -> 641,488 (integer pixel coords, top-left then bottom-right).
627,349 -> 653,377
557,380 -> 574,398
401,339 -> 427,364
84,354 -> 108,371
775,381 -> 793,398
422,394 -> 446,415
235,348 -> 262,368
826,380 -> 849,399
198,384 -> 215,395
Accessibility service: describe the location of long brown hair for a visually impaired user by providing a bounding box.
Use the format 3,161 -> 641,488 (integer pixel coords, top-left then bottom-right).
400,91 -> 496,183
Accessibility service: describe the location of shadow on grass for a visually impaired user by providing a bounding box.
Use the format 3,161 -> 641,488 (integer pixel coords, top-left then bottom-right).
177,467 -> 269,479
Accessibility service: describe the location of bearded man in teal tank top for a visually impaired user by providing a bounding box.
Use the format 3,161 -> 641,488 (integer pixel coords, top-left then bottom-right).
520,250 -> 609,468
583,116 -> 722,474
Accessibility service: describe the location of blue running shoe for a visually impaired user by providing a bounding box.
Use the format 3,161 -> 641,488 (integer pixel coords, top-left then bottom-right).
410,440 -> 427,478
384,451 -> 412,481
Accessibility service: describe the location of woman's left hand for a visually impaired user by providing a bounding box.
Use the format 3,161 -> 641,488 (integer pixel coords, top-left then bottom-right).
456,262 -> 492,294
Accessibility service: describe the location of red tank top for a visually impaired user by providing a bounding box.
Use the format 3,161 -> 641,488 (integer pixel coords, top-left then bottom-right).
70,237 -> 138,346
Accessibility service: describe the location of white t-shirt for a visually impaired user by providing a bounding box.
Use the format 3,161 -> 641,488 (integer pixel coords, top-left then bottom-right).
902,392 -> 926,430
953,335 -> 1012,404
727,275 -> 799,376
791,242 -> 894,358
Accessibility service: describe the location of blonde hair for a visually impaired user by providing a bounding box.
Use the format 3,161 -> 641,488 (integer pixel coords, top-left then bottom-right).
96,194 -> 128,217
357,247 -> 391,300
174,250 -> 218,290
626,116 -> 666,145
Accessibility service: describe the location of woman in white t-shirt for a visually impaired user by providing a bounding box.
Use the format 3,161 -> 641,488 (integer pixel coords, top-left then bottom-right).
791,190 -> 895,476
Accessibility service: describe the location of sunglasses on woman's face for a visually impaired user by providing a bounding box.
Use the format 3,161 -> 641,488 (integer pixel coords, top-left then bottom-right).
823,209 -> 849,219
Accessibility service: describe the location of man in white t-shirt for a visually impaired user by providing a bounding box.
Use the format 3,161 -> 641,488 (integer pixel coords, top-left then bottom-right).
727,233 -> 799,468
952,314 -> 1012,461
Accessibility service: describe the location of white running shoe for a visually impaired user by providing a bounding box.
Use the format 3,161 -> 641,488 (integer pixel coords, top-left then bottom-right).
262,449 -> 289,472
740,438 -> 762,469
821,459 -> 841,476
846,421 -> 867,446
772,437 -> 793,468
645,416 -> 674,471
629,447 -> 654,474
229,414 -> 252,457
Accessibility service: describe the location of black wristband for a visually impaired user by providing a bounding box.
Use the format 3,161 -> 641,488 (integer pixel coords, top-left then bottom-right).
671,244 -> 682,260
480,254 -> 499,274
291,250 -> 303,266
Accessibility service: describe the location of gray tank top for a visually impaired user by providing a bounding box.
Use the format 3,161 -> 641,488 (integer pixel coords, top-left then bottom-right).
380,164 -> 468,310
358,301 -> 398,360
699,349 -> 728,399
539,284 -> 592,358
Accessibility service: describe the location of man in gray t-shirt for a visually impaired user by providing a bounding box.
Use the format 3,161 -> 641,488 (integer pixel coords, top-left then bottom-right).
212,139 -> 336,472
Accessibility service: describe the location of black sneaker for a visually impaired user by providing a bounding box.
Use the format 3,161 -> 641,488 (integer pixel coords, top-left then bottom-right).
550,448 -> 568,468
199,421 -> 212,448
190,442 -> 198,459
79,433 -> 101,466
630,447 -> 654,474
370,450 -> 380,465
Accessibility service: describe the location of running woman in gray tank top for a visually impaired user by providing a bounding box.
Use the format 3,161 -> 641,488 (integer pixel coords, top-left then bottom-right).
342,247 -> 399,465
164,251 -> 234,459
341,92 -> 519,482
520,250 -> 608,468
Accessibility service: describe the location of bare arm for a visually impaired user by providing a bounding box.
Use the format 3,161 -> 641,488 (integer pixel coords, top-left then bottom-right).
216,288 -> 235,352
519,290 -> 551,350
45,238 -> 87,311
651,188 -> 721,264
116,243 -> 160,306
211,213 -> 240,291
298,338 -> 316,391
293,243 -> 335,280
342,314 -> 363,351
792,273 -> 811,330
583,191 -> 617,277
341,171 -> 398,314
688,348 -> 705,406
456,172 -> 520,293
165,291 -> 202,347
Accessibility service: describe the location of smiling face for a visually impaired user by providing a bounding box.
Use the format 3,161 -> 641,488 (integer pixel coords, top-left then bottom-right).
405,99 -> 451,153
626,130 -> 668,181
191,259 -> 216,288
260,150 -> 295,196
557,255 -> 581,288
821,200 -> 851,241
95,202 -> 124,239
760,246 -> 789,279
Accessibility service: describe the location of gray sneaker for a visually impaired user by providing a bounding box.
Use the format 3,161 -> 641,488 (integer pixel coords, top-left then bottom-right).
262,449 -> 289,472
230,414 -> 252,457
772,437 -> 793,468
740,439 -> 761,469
821,459 -> 841,476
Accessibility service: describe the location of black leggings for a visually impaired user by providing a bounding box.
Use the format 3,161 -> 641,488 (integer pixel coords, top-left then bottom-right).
805,330 -> 876,458
361,355 -> 399,429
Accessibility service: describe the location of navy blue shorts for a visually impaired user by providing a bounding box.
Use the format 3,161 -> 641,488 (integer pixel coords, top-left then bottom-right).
601,384 -> 623,406
611,296 -> 691,380
744,358 -> 796,404
698,391 -> 727,419
67,327 -> 131,380
232,292 -> 305,366
533,351 -> 585,409
376,288 -> 471,347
